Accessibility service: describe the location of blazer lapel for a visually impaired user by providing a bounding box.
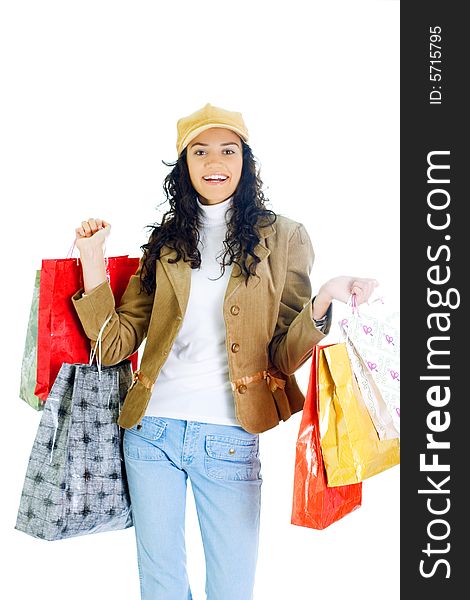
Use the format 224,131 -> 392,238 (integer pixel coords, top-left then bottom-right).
160,220 -> 276,316
159,248 -> 192,316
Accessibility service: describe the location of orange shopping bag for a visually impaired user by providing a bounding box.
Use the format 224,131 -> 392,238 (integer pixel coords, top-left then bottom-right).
291,345 -> 362,529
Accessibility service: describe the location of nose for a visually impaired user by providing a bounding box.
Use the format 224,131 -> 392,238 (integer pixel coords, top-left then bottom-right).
204,162 -> 226,172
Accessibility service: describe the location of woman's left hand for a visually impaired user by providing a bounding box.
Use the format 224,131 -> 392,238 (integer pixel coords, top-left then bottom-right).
313,276 -> 379,319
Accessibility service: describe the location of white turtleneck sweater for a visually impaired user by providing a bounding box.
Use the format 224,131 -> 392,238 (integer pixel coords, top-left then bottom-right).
144,194 -> 240,426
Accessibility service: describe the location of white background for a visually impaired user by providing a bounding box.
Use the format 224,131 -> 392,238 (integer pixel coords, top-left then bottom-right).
0,1 -> 400,599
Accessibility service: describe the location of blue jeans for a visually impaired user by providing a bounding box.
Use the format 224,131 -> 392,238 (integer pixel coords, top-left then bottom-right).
123,416 -> 263,600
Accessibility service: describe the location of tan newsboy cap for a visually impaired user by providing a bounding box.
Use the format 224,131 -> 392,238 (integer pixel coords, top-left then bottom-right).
176,102 -> 249,157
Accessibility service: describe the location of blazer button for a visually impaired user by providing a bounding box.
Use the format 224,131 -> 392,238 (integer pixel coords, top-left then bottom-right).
230,305 -> 240,315
238,384 -> 247,394
231,342 -> 240,353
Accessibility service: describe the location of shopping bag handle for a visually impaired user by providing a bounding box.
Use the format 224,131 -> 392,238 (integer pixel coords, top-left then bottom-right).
339,292 -> 386,342
337,293 -> 359,345
89,313 -> 114,379
66,237 -> 108,263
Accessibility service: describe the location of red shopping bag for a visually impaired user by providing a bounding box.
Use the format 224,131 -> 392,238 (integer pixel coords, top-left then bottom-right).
35,255 -> 139,400
291,344 -> 362,529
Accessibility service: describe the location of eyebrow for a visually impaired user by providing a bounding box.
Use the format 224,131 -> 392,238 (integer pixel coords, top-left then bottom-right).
189,141 -> 240,149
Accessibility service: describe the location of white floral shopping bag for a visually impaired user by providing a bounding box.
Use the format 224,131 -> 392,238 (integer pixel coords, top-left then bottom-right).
339,294 -> 400,440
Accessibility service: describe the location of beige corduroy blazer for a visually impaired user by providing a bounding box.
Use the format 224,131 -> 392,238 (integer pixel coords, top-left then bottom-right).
71,214 -> 331,434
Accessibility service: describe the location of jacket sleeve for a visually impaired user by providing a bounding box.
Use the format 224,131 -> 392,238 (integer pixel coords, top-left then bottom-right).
71,254 -> 155,366
268,222 -> 332,376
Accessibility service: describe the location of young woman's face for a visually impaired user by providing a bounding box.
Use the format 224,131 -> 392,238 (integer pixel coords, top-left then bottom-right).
186,127 -> 243,205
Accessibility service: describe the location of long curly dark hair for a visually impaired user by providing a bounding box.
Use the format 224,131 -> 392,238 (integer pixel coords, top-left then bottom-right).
138,140 -> 277,295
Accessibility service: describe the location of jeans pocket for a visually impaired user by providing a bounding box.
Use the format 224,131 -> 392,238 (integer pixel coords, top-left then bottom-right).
204,434 -> 262,481
123,417 -> 167,461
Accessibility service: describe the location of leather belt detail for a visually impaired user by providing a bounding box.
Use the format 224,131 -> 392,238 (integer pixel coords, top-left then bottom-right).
231,369 -> 286,393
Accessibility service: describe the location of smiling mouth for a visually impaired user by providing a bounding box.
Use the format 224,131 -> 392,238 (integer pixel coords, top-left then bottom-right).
203,174 -> 229,185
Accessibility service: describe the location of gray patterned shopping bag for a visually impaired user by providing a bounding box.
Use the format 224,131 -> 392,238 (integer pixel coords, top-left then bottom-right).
15,359 -> 134,541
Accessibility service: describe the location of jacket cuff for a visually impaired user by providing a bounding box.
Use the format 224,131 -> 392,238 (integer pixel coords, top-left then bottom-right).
281,300 -> 329,374
296,299 -> 327,344
71,280 -> 115,340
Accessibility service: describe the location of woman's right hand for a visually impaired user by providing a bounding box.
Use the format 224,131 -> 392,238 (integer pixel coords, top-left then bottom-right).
75,218 -> 111,252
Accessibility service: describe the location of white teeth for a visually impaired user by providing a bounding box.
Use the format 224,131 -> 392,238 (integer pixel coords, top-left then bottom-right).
204,175 -> 227,181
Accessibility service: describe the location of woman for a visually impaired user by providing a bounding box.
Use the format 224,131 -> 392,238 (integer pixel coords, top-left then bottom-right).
72,103 -> 378,600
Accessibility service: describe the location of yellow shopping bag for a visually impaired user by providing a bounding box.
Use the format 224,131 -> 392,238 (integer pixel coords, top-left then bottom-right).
317,343 -> 400,487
